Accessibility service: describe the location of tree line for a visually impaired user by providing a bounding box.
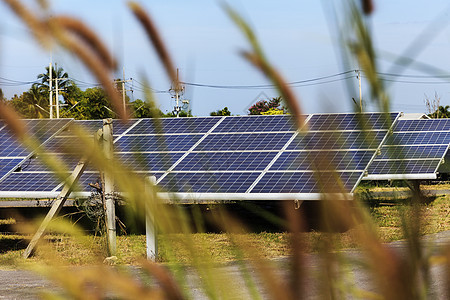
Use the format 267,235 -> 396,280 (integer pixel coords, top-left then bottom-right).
0,66 -> 289,119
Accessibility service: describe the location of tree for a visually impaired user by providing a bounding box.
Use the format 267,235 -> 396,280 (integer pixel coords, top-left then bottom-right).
8,84 -> 48,118
261,108 -> 284,115
248,96 -> 284,115
132,99 -> 172,118
424,92 -> 450,118
428,105 -> 450,118
37,65 -> 74,108
210,107 -> 231,116
62,87 -> 114,120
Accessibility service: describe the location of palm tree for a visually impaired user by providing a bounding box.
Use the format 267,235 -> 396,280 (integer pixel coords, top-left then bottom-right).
437,105 -> 450,118
21,84 -> 48,118
37,65 -> 73,102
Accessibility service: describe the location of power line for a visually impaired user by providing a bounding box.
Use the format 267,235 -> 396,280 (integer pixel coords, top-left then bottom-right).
180,70 -> 355,89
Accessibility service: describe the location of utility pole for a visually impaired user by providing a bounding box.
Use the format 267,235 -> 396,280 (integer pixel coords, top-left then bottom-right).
356,69 -> 362,112
170,69 -> 185,117
117,68 -> 132,115
49,62 -> 53,119
55,63 -> 60,119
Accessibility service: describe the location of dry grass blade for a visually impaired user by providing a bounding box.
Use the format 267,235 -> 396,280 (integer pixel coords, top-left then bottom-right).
361,0 -> 374,15
0,102 -> 26,139
283,203 -> 306,300
211,207 -> 294,300
2,0 -> 50,46
242,52 -> 305,130
224,5 -> 305,130
51,16 -> 117,70
49,26 -> 126,119
140,259 -> 185,300
128,2 -> 179,87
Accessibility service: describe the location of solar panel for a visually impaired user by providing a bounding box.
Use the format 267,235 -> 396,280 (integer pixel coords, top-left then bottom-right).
0,113 -> 401,200
128,117 -> 222,134
159,172 -> 261,193
0,172 -> 61,192
307,112 -> 397,131
250,171 -> 361,193
212,115 -> 299,133
116,134 -> 203,152
287,131 -> 386,150
365,118 -> 450,180
0,118 -> 73,184
174,152 -> 278,171
0,158 -> 23,177
196,133 -> 293,151
270,150 -> 374,171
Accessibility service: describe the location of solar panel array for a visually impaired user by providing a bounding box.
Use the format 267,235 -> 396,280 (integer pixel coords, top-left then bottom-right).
3,112 -> 450,199
364,118 -> 450,180
0,113 -> 398,199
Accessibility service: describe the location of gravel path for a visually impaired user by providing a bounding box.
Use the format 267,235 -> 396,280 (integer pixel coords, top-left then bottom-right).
0,231 -> 449,299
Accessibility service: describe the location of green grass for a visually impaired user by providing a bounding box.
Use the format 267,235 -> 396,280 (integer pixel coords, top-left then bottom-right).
0,195 -> 449,267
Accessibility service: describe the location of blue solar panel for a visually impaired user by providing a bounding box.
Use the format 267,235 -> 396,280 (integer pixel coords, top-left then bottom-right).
307,113 -> 398,131
287,131 -> 385,150
394,119 -> 450,132
17,154 -> 82,172
378,145 -> 448,160
390,132 -> 450,145
365,118 -> 450,179
115,134 -> 202,152
174,152 -> 278,171
251,171 -> 361,193
368,159 -> 440,175
0,158 -> 23,178
212,115 -> 300,133
25,119 -> 72,141
127,117 -> 222,135
271,150 -> 373,171
196,133 -> 293,151
117,152 -> 184,172
0,131 -> 28,157
159,172 -> 260,193
0,172 -> 61,192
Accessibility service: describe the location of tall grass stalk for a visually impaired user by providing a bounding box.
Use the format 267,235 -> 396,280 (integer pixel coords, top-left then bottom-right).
0,0 -> 448,299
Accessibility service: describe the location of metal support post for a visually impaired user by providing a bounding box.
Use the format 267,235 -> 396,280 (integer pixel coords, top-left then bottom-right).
23,156 -> 89,258
146,176 -> 158,260
102,118 -> 116,256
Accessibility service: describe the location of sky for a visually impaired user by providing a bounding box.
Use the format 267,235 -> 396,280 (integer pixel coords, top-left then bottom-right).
1,0 -> 450,117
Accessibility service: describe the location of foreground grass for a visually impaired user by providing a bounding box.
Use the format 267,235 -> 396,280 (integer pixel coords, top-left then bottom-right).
0,195 -> 449,267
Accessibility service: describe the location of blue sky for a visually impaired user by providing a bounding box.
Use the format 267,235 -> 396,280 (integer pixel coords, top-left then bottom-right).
1,0 -> 450,116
